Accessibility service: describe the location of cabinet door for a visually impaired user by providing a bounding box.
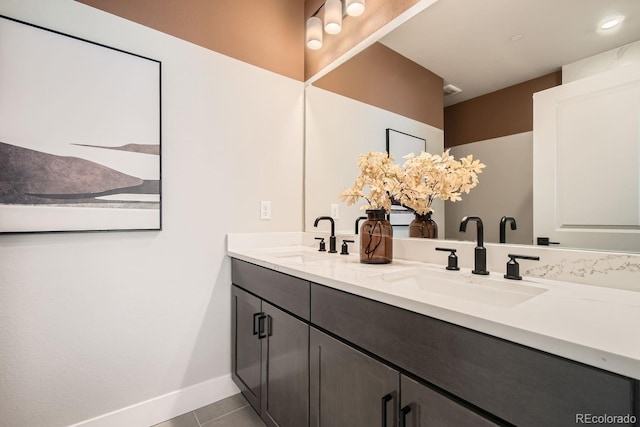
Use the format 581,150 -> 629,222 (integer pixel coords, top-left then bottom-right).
231,285 -> 262,412
400,375 -> 500,427
261,302 -> 309,427
310,327 -> 399,427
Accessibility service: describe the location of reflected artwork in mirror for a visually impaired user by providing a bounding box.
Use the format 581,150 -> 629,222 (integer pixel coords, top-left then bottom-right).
386,128 -> 426,229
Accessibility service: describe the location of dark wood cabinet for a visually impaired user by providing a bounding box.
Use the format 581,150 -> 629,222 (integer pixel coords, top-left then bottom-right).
232,284 -> 309,427
310,327 -> 399,427
311,283 -> 638,427
309,327 -> 500,427
231,285 -> 262,411
260,301 -> 309,427
400,375 -> 499,427
231,258 -> 639,427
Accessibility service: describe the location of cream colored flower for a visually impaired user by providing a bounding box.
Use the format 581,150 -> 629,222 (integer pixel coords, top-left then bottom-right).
394,150 -> 485,215
339,151 -> 403,213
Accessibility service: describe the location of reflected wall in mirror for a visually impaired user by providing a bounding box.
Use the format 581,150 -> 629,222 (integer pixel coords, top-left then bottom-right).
305,0 -> 640,253
304,42 -> 444,237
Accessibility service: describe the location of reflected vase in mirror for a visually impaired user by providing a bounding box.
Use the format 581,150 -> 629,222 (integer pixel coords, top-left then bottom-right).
360,209 -> 393,264
409,212 -> 438,239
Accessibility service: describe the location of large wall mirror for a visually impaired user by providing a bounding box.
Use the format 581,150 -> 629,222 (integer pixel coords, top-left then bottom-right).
304,0 -> 640,253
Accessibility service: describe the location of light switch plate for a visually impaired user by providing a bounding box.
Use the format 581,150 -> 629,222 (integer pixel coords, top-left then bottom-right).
260,201 -> 271,220
331,203 -> 339,219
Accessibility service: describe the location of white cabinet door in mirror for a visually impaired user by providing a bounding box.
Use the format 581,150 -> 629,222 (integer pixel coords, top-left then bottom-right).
533,62 -> 640,252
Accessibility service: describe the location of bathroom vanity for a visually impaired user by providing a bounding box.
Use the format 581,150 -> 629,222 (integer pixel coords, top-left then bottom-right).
228,238 -> 640,427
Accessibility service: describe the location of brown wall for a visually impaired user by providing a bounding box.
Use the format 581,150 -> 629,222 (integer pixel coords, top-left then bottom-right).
313,42 -> 444,129
444,71 -> 561,147
76,0 -> 421,83
76,0 -> 305,81
304,0 -> 421,80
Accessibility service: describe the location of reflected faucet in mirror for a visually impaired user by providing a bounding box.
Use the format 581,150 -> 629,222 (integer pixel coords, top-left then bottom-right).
499,216 -> 517,244
314,216 -> 337,253
459,216 -> 489,275
355,216 -> 367,234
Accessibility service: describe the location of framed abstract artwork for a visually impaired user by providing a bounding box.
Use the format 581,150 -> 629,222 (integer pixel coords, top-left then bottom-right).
385,128 -> 427,226
385,128 -> 426,163
0,15 -> 161,233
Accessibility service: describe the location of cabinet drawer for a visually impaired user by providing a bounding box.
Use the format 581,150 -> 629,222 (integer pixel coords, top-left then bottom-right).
311,283 -> 637,427
232,259 -> 310,320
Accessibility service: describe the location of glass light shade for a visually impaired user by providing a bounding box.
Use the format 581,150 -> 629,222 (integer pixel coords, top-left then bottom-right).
345,0 -> 365,17
324,0 -> 342,34
306,16 -> 323,50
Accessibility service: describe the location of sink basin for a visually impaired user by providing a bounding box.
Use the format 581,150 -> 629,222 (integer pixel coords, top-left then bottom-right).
269,250 -> 351,265
373,268 -> 547,308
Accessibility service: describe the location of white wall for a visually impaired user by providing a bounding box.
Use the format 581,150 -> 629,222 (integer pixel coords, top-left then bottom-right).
305,86 -> 444,237
0,1 -> 303,426
446,132 -> 533,245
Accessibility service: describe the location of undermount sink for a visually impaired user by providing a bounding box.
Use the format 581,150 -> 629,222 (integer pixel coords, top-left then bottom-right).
269,250 -> 350,265
373,267 -> 547,308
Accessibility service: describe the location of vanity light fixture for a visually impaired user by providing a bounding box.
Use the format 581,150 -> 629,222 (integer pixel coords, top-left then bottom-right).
345,0 -> 366,17
599,15 -> 625,30
324,0 -> 343,34
306,0 -> 366,49
306,16 -> 323,50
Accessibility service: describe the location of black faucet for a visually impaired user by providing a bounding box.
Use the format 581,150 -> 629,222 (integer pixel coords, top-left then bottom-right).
459,216 -> 489,275
499,216 -> 517,243
355,216 -> 367,234
314,216 -> 337,253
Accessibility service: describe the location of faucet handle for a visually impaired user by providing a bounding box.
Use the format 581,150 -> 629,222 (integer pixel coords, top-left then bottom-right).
504,254 -> 540,280
435,247 -> 460,271
314,237 -> 326,252
340,239 -> 355,255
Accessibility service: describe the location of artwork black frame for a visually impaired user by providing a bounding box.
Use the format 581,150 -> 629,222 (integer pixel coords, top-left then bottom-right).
385,128 -> 427,226
0,15 -> 162,233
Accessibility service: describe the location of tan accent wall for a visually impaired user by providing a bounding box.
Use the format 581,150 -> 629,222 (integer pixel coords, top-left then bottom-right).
313,42 -> 444,129
304,0 -> 421,80
76,0 -> 304,81
444,71 -> 561,148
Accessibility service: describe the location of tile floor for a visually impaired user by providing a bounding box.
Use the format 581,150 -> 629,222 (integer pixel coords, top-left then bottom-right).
152,393 -> 266,427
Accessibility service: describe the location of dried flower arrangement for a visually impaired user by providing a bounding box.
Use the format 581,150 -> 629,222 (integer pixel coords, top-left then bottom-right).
339,151 -> 403,213
340,150 -> 485,215
396,150 -> 485,215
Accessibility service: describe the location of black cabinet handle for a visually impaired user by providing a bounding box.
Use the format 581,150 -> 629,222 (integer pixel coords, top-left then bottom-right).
252,312 -> 263,335
381,393 -> 393,427
400,405 -> 412,427
267,315 -> 273,337
258,314 -> 267,339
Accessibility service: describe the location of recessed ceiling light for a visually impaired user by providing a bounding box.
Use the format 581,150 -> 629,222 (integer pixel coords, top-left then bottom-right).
600,15 -> 625,30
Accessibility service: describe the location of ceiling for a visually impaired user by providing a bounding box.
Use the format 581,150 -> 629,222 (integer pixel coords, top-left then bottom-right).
380,0 -> 640,106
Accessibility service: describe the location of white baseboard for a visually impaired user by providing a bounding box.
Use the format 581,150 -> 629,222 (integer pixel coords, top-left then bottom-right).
68,374 -> 240,427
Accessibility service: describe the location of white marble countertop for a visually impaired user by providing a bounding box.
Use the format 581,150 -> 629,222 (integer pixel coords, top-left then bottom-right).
227,234 -> 640,380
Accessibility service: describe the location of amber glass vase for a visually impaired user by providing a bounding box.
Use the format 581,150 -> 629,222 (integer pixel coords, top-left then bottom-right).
409,212 -> 438,238
359,209 -> 393,264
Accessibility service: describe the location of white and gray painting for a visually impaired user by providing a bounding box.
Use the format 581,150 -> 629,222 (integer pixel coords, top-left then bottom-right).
0,16 -> 161,231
